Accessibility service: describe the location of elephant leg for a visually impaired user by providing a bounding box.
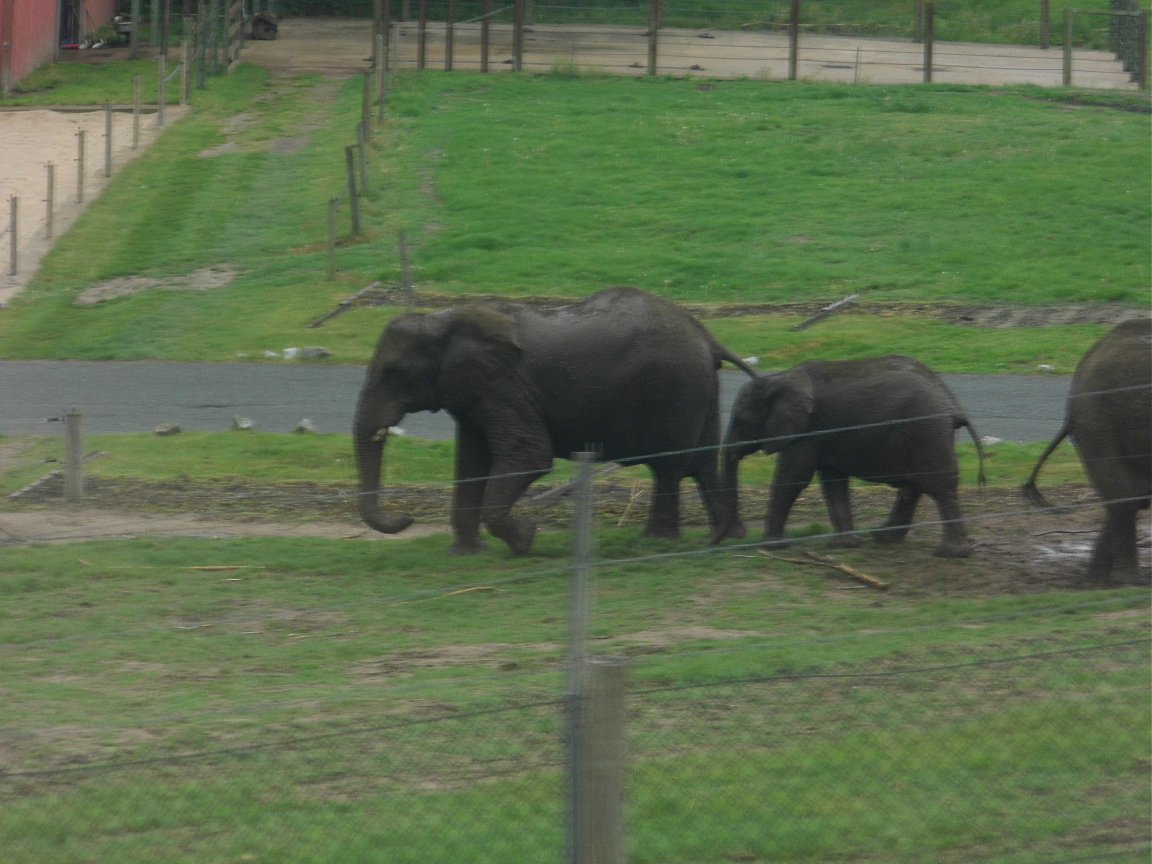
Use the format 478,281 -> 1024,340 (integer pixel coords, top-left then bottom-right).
871,487 -> 920,545
1089,505 -> 1138,582
644,460 -> 684,540
819,468 -> 861,548
450,431 -> 490,555
762,456 -> 815,547
928,490 -> 973,558
480,461 -> 549,556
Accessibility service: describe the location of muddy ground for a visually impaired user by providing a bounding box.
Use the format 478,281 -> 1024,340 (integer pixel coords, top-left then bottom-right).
2,463 -> 1147,597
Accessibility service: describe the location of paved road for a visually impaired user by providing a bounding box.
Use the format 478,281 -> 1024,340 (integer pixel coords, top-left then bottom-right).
0,361 -> 1069,443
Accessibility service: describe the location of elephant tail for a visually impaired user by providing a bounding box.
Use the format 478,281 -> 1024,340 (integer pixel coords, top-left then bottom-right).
1021,422 -> 1070,511
959,416 -> 988,489
716,344 -> 760,379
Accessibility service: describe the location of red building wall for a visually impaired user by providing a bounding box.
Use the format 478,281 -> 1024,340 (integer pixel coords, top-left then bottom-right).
1,0 -> 118,94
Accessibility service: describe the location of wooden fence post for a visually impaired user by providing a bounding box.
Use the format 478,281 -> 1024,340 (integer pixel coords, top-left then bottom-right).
104,104 -> 113,178
327,198 -> 337,280
923,2 -> 934,83
65,410 -> 85,503
445,0 -> 456,70
7,196 -> 16,276
1063,8 -> 1073,86
513,0 -> 526,70
480,0 -> 491,72
577,658 -> 628,864
133,75 -> 142,148
1040,0 -> 1051,49
417,0 -> 428,70
345,146 -> 361,234
76,130 -> 85,204
45,163 -> 54,240
647,0 -> 661,76
1136,11 -> 1148,90
788,0 -> 800,80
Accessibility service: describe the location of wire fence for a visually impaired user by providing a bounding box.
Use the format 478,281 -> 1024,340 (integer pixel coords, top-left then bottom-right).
373,0 -> 1147,89
0,394 -> 1149,860
0,576 -> 1147,862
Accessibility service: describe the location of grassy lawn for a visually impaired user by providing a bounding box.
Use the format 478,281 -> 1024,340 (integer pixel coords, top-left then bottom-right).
0,526 -> 1147,862
0,66 -> 1147,367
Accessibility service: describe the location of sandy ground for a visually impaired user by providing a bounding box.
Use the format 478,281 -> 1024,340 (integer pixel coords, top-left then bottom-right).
0,104 -> 189,305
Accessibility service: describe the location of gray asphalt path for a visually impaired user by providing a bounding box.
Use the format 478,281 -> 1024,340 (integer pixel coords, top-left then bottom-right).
0,361 -> 1069,444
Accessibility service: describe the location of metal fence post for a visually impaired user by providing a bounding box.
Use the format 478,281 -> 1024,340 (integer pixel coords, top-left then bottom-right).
65,410 -> 85,502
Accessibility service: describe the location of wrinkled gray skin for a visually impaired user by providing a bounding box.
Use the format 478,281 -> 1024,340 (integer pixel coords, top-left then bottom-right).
1023,318 -> 1151,583
720,356 -> 985,558
354,286 -> 756,556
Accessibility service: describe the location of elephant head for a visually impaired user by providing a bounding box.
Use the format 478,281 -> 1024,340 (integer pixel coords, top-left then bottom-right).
720,372 -> 815,523
353,306 -> 522,534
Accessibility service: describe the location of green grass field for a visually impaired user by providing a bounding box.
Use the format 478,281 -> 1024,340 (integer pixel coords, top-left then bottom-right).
0,44 -> 1149,863
0,66 -> 1147,367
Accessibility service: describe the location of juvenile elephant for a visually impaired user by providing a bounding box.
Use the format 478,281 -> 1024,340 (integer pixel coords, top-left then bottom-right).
1023,318 -> 1151,582
353,286 -> 757,555
720,356 -> 985,557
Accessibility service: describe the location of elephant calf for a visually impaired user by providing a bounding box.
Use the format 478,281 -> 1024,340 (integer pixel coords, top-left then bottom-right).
721,356 -> 985,558
1023,317 -> 1151,582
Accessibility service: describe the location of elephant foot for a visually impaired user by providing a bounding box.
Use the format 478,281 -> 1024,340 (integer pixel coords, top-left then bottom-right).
828,533 -> 863,549
871,525 -> 910,545
933,540 -> 973,559
449,539 -> 487,556
492,520 -> 537,557
758,534 -> 791,550
643,525 -> 682,541
710,520 -> 747,545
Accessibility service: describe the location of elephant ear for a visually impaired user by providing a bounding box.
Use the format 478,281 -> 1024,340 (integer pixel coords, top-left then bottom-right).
760,372 -> 816,455
437,307 -> 523,410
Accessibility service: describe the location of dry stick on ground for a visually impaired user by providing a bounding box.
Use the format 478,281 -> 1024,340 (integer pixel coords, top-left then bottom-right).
789,293 -> 859,331
761,548 -> 890,590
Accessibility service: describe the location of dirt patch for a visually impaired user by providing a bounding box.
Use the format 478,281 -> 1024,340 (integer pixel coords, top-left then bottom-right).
313,287 -> 1146,331
73,264 -> 240,305
2,472 -> 1146,596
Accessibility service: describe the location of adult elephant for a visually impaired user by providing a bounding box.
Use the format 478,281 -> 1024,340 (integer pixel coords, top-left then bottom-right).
719,356 -> 985,557
1023,317 -> 1151,582
353,287 -> 757,555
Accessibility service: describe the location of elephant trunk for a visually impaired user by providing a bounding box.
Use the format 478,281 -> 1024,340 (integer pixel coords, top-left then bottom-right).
712,439 -> 751,543
353,397 -> 415,535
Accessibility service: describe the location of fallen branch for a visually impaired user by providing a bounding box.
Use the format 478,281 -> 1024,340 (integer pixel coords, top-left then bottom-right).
760,548 -> 889,591
790,293 -> 859,331
529,464 -> 622,502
